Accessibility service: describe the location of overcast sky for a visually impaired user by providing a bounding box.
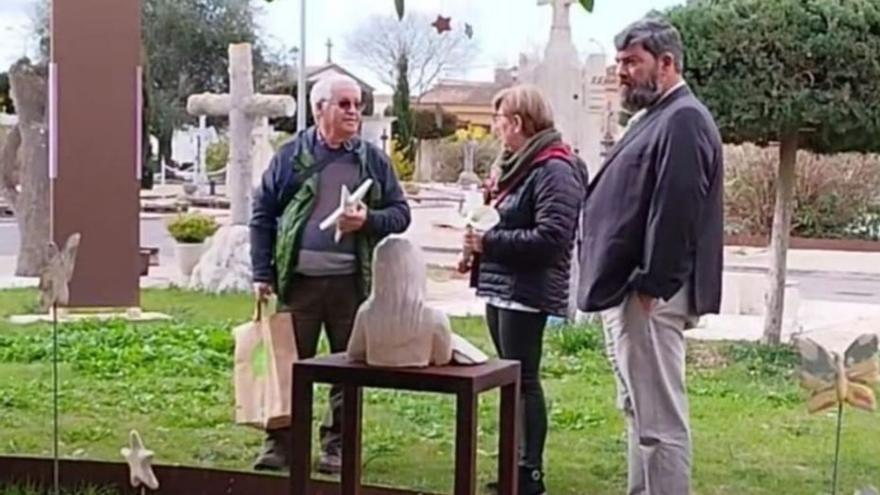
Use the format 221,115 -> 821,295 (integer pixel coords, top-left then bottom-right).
0,0 -> 684,92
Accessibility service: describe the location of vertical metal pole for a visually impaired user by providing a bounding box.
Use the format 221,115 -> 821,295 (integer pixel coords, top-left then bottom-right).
296,0 -> 308,132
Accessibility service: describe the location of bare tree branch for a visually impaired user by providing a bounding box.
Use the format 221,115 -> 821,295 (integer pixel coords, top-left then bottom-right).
345,12 -> 479,95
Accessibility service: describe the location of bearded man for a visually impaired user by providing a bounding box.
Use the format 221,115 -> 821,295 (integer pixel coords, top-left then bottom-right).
576,16 -> 723,495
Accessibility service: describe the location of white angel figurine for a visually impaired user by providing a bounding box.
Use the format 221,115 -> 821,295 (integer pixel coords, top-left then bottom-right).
347,237 -> 488,367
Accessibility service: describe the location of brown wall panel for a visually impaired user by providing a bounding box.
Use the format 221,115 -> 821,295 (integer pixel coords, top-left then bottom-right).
51,0 -> 141,307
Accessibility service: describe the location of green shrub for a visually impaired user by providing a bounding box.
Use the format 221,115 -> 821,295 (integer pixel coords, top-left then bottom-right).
205,138 -> 228,173
546,322 -> 605,356
432,135 -> 501,183
166,212 -> 219,243
390,141 -> 414,181
724,144 -> 880,240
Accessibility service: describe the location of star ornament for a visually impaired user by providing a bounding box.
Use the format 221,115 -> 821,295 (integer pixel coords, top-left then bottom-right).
121,430 -> 160,490
318,179 -> 373,243
796,334 -> 880,414
432,15 -> 452,34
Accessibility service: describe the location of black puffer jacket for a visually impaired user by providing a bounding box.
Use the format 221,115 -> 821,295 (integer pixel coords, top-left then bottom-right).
475,156 -> 588,316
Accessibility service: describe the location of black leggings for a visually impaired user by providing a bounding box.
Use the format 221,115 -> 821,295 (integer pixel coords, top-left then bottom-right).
486,304 -> 548,470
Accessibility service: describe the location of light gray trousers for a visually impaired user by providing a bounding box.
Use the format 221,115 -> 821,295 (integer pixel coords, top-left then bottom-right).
600,286 -> 697,495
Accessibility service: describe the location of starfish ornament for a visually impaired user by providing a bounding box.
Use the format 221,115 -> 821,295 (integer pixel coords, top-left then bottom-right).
38,233 -> 81,311
121,430 -> 160,490
432,15 -> 452,34
318,179 -> 373,243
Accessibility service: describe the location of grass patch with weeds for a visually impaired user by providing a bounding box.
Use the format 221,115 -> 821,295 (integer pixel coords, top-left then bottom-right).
0,288 -> 878,494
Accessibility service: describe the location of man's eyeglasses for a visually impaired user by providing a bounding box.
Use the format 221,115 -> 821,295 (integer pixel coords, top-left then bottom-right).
332,98 -> 365,113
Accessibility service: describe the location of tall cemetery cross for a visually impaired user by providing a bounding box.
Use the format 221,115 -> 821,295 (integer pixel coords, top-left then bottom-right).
187,43 -> 295,225
539,0 -> 575,31
50,0 -> 141,308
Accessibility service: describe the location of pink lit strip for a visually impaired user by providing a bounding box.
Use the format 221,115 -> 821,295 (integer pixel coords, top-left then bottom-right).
136,66 -> 143,181
49,63 -> 58,180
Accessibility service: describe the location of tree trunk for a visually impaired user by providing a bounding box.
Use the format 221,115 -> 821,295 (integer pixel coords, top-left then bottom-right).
762,133 -> 799,345
0,61 -> 50,277
158,131 -> 173,168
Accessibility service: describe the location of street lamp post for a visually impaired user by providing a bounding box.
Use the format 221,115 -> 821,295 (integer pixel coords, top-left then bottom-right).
296,0 -> 307,132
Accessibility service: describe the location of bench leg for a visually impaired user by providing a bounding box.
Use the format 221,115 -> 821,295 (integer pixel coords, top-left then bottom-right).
498,382 -> 520,495
341,385 -> 363,495
454,391 -> 478,495
290,374 -> 313,495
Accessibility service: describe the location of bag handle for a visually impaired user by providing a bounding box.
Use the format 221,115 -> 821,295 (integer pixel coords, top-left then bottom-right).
253,298 -> 270,322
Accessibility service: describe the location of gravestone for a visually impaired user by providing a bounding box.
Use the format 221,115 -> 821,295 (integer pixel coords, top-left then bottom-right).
51,0 -> 141,307
186,43 -> 295,293
519,0 -> 606,178
457,139 -> 480,186
522,0 -> 600,321
251,116 -> 275,190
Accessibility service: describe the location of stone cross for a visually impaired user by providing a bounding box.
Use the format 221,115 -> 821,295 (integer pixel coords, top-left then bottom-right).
538,0 -> 574,30
187,43 -> 295,225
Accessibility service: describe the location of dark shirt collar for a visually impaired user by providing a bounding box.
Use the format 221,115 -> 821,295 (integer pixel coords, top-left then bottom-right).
316,128 -> 355,152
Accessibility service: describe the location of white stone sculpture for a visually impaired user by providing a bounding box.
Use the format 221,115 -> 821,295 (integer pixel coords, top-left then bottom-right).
121,430 -> 159,491
347,237 -> 488,367
186,43 -> 295,293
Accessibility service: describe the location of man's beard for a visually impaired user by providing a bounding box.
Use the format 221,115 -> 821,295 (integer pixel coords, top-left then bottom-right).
621,73 -> 663,113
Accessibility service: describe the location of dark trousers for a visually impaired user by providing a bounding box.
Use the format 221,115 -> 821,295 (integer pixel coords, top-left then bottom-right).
486,304 -> 548,470
270,274 -> 361,454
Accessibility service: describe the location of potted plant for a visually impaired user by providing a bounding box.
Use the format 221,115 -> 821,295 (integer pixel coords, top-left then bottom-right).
166,212 -> 219,276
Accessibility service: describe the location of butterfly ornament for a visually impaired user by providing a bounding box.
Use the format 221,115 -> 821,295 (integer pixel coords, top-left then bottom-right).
38,233 -> 81,312
796,334 -> 879,414
796,333 -> 879,495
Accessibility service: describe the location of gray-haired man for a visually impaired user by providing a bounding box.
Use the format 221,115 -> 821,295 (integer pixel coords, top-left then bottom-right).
577,16 -> 724,494
249,74 -> 411,473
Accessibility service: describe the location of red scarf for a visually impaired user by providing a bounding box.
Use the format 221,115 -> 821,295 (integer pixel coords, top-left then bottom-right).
483,143 -> 574,207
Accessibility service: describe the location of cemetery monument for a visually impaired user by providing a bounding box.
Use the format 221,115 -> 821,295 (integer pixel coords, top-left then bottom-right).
186,43 -> 296,293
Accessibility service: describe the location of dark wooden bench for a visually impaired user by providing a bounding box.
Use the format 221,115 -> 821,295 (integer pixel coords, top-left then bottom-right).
290,353 -> 521,495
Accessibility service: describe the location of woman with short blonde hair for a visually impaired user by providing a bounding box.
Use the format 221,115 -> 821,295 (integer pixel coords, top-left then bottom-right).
462,83 -> 589,495
491,84 -> 555,137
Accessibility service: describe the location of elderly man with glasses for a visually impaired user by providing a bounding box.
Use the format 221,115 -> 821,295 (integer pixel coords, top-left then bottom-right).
249,74 -> 411,473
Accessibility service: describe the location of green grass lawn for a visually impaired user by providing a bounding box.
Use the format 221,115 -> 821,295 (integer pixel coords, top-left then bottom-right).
0,288 -> 878,494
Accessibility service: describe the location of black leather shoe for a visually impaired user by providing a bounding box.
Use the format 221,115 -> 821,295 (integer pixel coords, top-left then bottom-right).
484,467 -> 546,495
253,438 -> 287,471
317,449 -> 342,475
520,466 -> 546,495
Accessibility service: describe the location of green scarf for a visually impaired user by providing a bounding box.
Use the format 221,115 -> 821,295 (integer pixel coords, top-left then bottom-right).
492,128 -> 562,192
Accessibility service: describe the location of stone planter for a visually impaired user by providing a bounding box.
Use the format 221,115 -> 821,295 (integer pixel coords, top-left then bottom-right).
174,242 -> 206,277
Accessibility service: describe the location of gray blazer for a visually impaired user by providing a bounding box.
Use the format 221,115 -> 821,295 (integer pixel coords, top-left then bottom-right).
577,85 -> 724,315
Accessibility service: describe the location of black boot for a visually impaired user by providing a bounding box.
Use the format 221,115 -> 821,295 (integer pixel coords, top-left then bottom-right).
484,467 -> 546,495
519,466 -> 546,495
253,429 -> 289,472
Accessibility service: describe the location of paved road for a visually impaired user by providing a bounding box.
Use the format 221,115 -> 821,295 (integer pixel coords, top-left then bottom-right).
4,216 -> 880,304
0,216 -> 176,260
724,265 -> 880,305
